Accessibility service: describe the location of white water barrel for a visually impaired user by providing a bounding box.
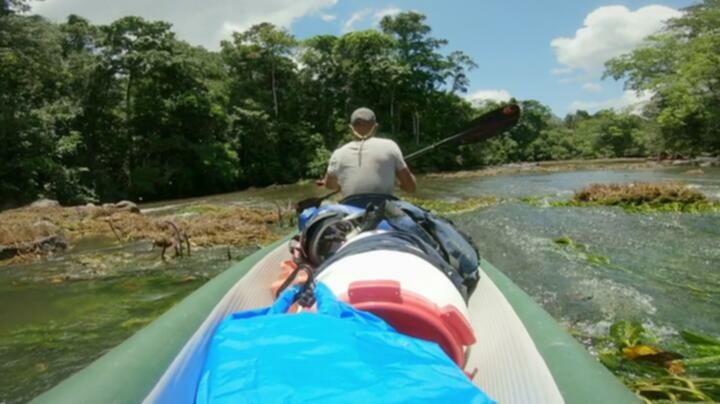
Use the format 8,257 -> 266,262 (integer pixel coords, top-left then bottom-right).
316,240 -> 475,367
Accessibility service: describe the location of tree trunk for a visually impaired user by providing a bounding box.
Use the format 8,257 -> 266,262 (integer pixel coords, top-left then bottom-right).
413,108 -> 420,145
271,63 -> 279,118
390,89 -> 395,135
125,70 -> 133,192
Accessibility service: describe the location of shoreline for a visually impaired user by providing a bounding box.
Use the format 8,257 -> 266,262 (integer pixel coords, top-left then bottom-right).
2,158 -> 717,267
424,157 -> 718,179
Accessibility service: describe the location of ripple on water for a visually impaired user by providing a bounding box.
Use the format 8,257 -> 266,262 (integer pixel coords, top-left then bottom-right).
2,166 -> 720,403
453,199 -> 720,337
576,277 -> 657,318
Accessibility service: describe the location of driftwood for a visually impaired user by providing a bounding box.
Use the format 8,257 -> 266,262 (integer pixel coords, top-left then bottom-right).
273,200 -> 298,227
105,220 -> 123,243
152,220 -> 190,261
0,234 -> 68,260
152,239 -> 173,261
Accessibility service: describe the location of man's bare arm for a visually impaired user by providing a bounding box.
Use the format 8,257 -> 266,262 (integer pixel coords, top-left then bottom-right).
396,168 -> 416,193
322,174 -> 340,190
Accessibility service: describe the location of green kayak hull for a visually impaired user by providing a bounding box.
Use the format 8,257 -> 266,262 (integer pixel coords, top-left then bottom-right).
35,234 -> 637,403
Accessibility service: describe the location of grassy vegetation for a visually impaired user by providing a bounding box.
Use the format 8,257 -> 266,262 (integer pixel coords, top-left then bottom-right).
552,183 -> 720,213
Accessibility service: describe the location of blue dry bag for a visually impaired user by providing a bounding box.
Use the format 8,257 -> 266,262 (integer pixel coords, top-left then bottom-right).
195,283 -> 494,404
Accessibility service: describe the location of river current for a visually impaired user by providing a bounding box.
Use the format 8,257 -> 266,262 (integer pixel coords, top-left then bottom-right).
1,165 -> 718,402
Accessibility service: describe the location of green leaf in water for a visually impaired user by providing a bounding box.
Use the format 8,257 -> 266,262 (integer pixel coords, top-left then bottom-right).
610,320 -> 645,348
599,351 -> 622,370
680,355 -> 720,369
554,235 -> 573,245
695,345 -> 720,357
681,330 -> 720,347
587,253 -> 610,266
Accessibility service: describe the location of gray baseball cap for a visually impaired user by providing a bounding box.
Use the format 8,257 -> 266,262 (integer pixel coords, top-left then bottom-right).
350,107 -> 376,124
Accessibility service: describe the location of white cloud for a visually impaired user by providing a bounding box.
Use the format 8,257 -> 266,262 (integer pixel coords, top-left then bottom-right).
342,8 -> 371,32
569,90 -> 653,113
341,7 -> 403,33
466,89 -> 512,105
375,7 -> 402,21
582,82 -> 602,92
551,5 -> 680,74
32,0 -> 337,49
320,14 -> 336,22
551,67 -> 574,76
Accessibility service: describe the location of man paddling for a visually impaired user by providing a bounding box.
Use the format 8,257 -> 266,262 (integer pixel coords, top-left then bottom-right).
319,107 -> 416,207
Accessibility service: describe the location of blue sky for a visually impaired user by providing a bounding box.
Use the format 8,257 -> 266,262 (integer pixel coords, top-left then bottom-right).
34,0 -> 696,116
290,0 -> 695,116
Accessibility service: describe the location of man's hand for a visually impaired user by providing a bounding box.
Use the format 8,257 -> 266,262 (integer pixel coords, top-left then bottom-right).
323,174 -> 340,190
396,168 -> 416,193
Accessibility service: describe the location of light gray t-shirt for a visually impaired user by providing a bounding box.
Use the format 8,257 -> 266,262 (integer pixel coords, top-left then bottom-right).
326,137 -> 407,196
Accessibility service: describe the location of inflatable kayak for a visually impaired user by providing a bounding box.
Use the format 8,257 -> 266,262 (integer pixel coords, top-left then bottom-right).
35,201 -> 638,404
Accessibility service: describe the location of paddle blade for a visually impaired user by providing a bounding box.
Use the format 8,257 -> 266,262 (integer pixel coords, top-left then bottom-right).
295,189 -> 340,214
295,196 -> 324,214
455,104 -> 521,145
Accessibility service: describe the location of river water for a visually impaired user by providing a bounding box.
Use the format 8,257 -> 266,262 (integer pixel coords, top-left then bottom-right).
1,165 -> 719,402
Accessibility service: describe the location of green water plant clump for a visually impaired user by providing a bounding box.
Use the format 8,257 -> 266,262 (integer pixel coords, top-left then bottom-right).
553,183 -> 720,213
404,196 -> 499,215
594,320 -> 720,403
553,235 -> 611,266
520,196 -> 549,208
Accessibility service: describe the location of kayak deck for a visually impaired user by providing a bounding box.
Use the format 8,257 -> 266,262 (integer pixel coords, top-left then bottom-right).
145,243 -> 565,403
36,236 -> 637,404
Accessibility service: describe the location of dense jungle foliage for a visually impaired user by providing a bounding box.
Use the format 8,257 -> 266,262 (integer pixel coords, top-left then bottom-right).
2,0 -> 718,206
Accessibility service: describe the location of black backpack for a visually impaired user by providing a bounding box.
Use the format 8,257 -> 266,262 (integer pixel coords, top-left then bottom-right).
375,200 -> 481,295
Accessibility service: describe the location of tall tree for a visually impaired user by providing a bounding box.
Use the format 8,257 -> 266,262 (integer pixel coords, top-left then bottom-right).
222,23 -> 297,119
1,0 -> 33,16
2,7 -> 686,208
298,35 -> 345,146
222,23 -> 324,186
379,12 -> 476,146
0,13 -> 72,204
605,0 -> 720,155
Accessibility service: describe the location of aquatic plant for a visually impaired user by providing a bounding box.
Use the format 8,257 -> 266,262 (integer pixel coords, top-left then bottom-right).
553,235 -> 611,266
0,272 -> 208,402
575,183 -> 705,204
594,320 -> 720,402
519,196 -> 548,208
404,196 -> 498,214
423,159 -> 657,180
552,182 -> 720,213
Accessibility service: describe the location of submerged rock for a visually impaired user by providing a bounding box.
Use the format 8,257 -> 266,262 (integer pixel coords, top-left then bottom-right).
29,199 -> 60,208
32,220 -> 59,234
33,234 -> 68,253
0,234 -> 68,259
114,200 -> 140,213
